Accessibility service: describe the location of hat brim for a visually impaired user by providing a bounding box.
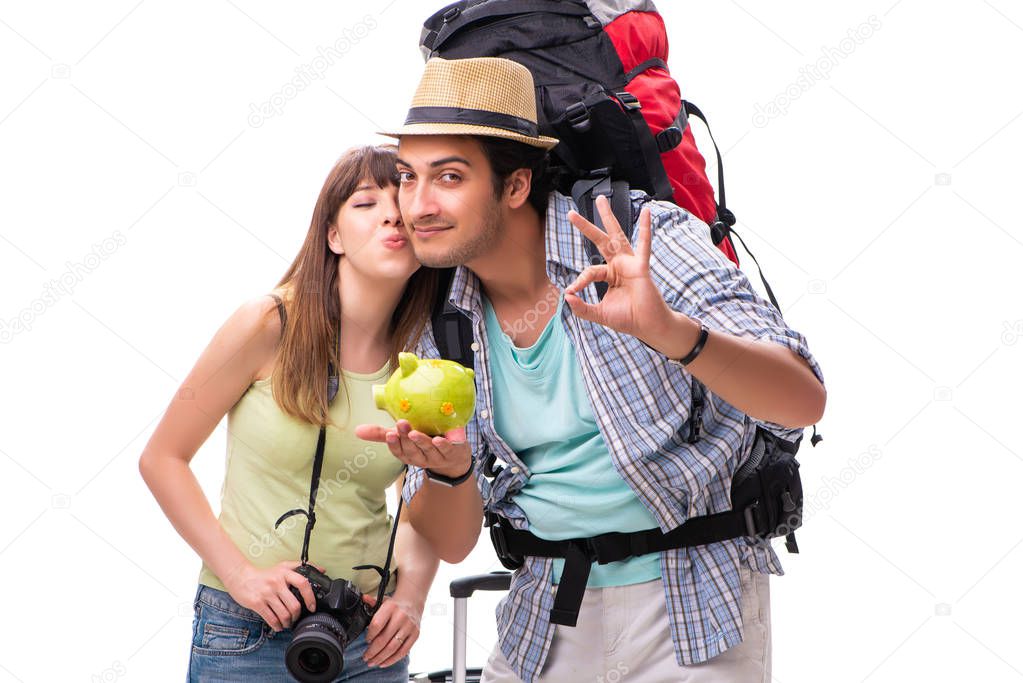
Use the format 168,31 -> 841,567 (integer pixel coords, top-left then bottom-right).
378,122 -> 559,151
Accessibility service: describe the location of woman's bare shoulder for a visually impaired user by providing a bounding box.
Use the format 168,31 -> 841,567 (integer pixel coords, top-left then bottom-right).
211,293 -> 286,381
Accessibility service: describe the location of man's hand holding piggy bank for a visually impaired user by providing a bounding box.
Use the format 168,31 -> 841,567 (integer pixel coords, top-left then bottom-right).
355,353 -> 475,480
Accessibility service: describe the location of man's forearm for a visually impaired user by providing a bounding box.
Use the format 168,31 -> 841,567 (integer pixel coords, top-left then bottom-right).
642,311 -> 826,428
407,476 -> 484,564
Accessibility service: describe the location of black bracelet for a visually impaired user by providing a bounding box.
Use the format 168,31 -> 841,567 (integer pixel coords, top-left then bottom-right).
425,458 -> 475,487
677,322 -> 709,366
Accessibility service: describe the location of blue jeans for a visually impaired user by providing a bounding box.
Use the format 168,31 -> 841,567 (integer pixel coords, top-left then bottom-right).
187,584 -> 409,682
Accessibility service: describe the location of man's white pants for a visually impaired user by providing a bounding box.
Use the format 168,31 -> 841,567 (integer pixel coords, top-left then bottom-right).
481,563 -> 771,683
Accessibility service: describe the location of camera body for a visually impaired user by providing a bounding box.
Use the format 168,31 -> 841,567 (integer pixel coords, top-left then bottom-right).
285,563 -> 374,682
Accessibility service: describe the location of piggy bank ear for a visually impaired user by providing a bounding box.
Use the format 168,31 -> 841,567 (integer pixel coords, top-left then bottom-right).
398,352 -> 419,377
466,369 -> 475,380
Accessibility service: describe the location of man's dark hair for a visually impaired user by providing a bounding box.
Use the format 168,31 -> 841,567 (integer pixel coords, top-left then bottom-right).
474,136 -> 554,217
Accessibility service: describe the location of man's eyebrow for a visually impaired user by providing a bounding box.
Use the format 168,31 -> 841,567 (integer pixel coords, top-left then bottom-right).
395,156 -> 472,169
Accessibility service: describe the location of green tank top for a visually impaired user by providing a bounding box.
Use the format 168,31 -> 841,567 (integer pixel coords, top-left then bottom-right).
198,358 -> 404,596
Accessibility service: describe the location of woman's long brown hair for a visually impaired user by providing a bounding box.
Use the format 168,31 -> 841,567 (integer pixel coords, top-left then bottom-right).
269,145 -> 437,426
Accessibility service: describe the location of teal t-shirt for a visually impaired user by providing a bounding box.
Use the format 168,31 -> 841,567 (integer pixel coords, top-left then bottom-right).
483,291 -> 662,587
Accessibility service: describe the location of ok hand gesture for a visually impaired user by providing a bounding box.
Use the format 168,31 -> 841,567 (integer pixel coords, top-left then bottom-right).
564,195 -> 675,341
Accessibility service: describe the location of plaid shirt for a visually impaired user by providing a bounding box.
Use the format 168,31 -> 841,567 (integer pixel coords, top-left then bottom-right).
404,191 -> 825,683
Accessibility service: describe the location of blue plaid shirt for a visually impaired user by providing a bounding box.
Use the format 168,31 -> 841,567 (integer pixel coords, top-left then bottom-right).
404,191 -> 825,683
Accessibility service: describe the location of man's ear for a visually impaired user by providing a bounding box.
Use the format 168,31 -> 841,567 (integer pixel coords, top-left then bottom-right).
504,168 -> 533,210
327,221 -> 345,256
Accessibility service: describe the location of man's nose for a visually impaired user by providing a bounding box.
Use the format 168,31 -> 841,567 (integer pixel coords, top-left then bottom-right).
403,182 -> 438,225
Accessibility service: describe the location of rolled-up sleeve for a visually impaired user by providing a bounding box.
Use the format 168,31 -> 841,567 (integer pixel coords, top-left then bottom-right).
401,465 -> 427,505
645,201 -> 824,439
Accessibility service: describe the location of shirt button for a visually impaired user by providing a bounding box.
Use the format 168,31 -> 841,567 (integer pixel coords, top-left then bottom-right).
470,342 -> 480,351
480,409 -> 490,419
510,466 -> 520,475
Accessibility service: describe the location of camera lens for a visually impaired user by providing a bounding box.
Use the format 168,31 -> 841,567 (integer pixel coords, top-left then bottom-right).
285,612 -> 347,683
298,648 -> 329,674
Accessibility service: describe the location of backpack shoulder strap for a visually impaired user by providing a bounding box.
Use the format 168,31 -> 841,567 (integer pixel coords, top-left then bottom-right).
430,268 -> 476,368
268,293 -> 287,331
573,176 -> 634,301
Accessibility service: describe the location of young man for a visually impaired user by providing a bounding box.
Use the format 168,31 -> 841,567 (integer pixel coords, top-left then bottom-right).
358,57 -> 825,682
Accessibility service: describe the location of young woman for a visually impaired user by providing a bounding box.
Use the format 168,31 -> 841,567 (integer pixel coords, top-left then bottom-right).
139,145 -> 450,682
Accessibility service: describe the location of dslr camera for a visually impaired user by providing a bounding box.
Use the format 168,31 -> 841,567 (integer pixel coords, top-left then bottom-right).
285,563 -> 373,682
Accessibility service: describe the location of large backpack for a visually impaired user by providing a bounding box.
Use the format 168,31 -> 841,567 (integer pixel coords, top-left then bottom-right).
423,0 -> 804,388
422,1 -> 821,592
418,1 -> 776,273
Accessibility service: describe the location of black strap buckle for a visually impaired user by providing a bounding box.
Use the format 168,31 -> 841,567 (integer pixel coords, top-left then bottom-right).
655,126 -> 683,153
614,91 -> 641,111
580,536 -> 611,565
580,530 -> 651,565
565,101 -> 591,133
743,502 -> 763,537
486,513 -> 524,571
687,402 -> 703,443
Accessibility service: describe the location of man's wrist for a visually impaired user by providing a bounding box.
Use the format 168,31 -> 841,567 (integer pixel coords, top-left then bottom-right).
640,310 -> 703,360
425,458 -> 474,487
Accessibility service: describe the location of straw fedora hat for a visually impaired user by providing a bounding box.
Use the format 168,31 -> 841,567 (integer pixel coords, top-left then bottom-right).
379,57 -> 559,150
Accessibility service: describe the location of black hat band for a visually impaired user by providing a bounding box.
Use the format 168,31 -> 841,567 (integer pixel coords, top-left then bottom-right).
404,106 -> 538,137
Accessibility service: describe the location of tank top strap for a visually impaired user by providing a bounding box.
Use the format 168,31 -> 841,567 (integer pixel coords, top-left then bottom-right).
268,293 -> 287,331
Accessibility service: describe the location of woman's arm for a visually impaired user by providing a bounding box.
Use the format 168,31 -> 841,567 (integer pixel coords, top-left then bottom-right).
138,295 -> 316,630
362,475 -> 442,668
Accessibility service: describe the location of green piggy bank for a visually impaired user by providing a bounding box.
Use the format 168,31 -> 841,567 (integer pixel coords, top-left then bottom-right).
372,352 -> 477,436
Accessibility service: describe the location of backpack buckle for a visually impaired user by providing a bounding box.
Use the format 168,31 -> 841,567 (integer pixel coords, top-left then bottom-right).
709,220 -> 729,245
656,126 -> 683,153
565,102 -> 591,133
686,401 -> 703,443
580,534 -> 617,565
743,502 -> 763,537
486,513 -> 524,571
614,92 -> 641,111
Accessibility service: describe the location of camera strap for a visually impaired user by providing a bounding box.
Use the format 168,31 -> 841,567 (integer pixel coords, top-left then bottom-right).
274,425 -> 330,566
274,422 -> 405,617
265,300 -> 403,616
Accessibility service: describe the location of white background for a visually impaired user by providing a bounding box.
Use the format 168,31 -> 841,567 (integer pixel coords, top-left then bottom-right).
1,1 -> 1021,681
